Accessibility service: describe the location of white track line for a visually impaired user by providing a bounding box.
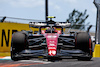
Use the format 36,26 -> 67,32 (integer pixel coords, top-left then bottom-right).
0,56 -> 11,60
0,56 -> 11,59
19,60 -> 52,64
2,56 -> 11,59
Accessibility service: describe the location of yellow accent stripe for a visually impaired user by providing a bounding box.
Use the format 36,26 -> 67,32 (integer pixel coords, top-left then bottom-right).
93,44 -> 100,57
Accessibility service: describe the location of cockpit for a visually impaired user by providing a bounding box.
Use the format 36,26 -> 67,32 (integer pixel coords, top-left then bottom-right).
40,26 -> 63,34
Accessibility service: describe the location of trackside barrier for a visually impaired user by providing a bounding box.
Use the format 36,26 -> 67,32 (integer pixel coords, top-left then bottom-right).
93,0 -> 100,57
0,22 -> 39,52
93,44 -> 100,57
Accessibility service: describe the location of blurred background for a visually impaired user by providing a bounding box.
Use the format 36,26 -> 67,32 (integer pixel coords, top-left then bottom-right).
0,0 -> 96,32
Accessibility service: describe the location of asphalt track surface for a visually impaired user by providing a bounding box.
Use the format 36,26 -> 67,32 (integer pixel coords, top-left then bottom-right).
0,58 -> 100,67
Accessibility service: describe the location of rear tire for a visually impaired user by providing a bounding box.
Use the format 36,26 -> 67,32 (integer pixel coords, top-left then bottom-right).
76,32 -> 92,61
11,31 -> 27,61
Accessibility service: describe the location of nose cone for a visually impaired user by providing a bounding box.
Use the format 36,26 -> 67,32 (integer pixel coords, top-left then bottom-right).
45,33 -> 59,56
48,50 -> 56,56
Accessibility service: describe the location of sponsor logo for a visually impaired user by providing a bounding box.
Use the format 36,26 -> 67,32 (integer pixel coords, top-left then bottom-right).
49,50 -> 56,56
47,36 -> 57,38
49,44 -> 55,46
48,47 -> 56,49
0,23 -> 38,52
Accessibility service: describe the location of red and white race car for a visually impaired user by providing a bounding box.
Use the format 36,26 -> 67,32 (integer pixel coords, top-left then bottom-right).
11,20 -> 93,61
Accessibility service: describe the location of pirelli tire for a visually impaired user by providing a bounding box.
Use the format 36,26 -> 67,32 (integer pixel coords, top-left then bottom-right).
11,31 -> 28,61
76,32 -> 92,61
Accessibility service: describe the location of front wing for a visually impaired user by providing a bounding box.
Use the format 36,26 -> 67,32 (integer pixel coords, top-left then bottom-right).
14,48 -> 91,59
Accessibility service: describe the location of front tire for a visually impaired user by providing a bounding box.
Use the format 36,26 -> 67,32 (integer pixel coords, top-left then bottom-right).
76,32 -> 92,61
11,31 -> 27,61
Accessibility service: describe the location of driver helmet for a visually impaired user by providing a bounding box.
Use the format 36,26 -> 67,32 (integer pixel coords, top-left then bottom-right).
45,27 -> 50,30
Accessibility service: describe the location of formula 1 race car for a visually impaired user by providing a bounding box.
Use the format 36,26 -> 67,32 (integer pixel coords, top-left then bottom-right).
11,17 -> 93,61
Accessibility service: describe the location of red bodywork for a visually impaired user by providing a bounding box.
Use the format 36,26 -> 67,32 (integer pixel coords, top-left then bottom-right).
41,29 -> 61,56
40,26 -> 62,56
45,33 -> 59,56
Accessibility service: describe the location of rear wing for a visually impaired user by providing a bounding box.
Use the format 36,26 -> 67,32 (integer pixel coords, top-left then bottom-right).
29,22 -> 71,28
56,22 -> 71,27
29,22 -> 47,28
